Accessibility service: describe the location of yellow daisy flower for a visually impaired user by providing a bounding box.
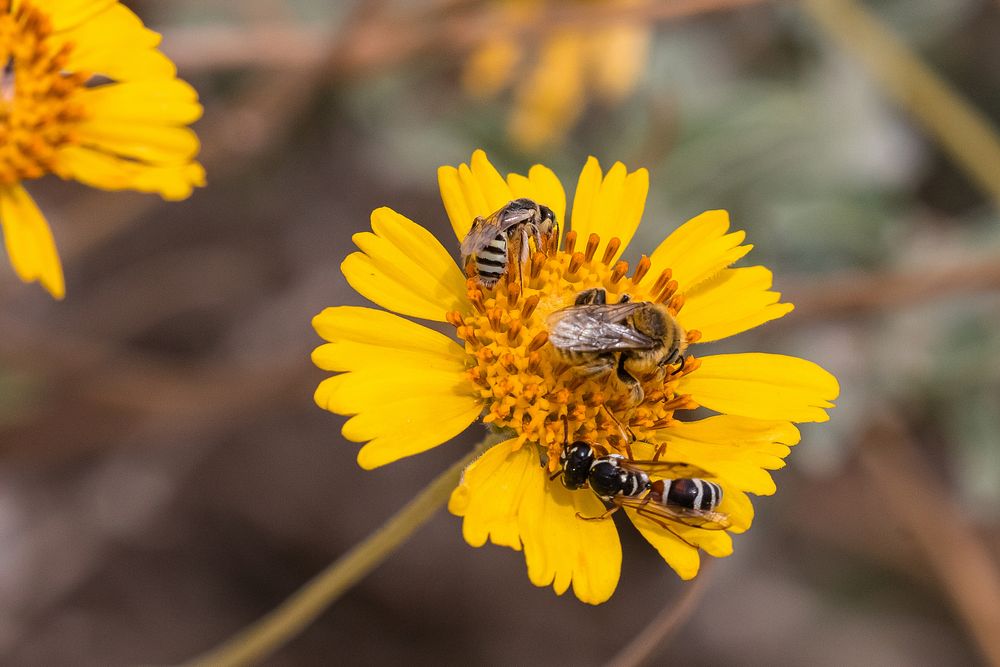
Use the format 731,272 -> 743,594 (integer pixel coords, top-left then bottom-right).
0,0 -> 204,299
311,150 -> 839,604
462,0 -> 651,151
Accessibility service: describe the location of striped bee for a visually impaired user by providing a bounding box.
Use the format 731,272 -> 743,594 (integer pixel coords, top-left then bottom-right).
460,198 -> 558,288
555,440 -> 729,544
547,288 -> 687,405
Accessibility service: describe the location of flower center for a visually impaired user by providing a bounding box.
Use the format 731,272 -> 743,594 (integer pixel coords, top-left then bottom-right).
447,230 -> 703,468
0,1 -> 87,185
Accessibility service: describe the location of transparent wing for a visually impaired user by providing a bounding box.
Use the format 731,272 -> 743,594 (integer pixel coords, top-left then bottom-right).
459,203 -> 536,257
619,495 -> 731,530
546,304 -> 656,352
618,459 -> 713,478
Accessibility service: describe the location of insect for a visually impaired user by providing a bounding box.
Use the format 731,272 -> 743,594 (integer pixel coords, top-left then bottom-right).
546,288 -> 687,405
554,439 -> 730,544
460,198 -> 559,288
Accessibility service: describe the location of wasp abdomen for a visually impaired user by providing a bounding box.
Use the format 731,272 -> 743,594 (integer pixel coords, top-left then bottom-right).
663,478 -> 722,511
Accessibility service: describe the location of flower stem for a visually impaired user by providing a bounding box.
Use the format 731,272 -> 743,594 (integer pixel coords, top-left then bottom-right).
182,441 -> 489,667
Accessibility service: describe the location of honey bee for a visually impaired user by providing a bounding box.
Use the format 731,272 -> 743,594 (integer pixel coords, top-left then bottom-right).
460,198 -> 559,288
554,439 -> 729,544
546,288 -> 687,405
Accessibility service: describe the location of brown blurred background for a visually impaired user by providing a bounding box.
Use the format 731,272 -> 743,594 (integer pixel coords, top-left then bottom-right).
1,1 -> 999,665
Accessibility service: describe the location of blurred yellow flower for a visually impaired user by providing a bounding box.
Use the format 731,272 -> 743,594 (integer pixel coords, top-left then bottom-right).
311,150 -> 838,604
462,0 -> 651,151
0,0 -> 204,299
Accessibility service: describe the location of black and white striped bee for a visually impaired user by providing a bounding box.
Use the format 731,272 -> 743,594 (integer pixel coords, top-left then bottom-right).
555,440 -> 729,542
460,198 -> 559,289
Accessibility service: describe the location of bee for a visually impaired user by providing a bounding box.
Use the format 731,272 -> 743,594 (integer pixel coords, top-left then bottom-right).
460,198 -> 559,288
546,288 -> 687,405
554,440 -> 729,544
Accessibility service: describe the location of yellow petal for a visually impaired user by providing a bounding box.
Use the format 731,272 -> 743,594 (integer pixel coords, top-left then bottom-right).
681,353 -> 839,423
646,210 -> 752,293
506,163 -> 567,236
438,150 -> 515,243
43,0 -> 117,32
341,208 -> 468,321
0,185 -> 65,299
451,442 -> 622,604
679,266 -> 794,342
627,506 -> 733,564
448,440 -> 536,550
76,122 -> 200,164
471,149 -> 514,214
719,488 -> 755,534
311,306 -> 467,373
626,509 -> 701,580
54,5 -> 177,81
438,165 -> 474,242
647,417 -> 801,495
79,80 -> 203,125
569,158 -> 648,260
518,467 -> 622,604
55,145 -> 205,200
345,393 -> 482,469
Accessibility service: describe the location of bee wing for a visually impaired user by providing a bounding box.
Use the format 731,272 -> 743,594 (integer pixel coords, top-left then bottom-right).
459,203 -> 536,257
619,496 -> 731,531
546,304 -> 657,352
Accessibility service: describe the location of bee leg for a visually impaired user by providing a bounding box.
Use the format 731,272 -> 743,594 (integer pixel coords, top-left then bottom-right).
549,469 -> 563,481
576,504 -> 621,522
669,355 -> 687,376
574,288 -> 607,306
616,356 -> 645,405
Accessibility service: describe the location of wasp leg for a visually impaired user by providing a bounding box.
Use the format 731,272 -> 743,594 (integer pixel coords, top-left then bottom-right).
634,504 -> 703,549
652,442 -> 667,462
576,504 -> 621,521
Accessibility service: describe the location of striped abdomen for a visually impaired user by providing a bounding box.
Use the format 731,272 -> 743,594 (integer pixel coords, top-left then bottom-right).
474,233 -> 507,285
662,478 -> 722,511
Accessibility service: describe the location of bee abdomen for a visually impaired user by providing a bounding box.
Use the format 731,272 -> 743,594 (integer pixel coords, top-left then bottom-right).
663,478 -> 722,511
475,235 -> 507,282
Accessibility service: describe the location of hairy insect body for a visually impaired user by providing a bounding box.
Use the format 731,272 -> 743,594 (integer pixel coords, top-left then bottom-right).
546,288 -> 687,404
460,198 -> 558,288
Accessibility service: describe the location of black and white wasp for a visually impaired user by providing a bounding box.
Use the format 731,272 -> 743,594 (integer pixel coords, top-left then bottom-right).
555,438 -> 729,544
460,198 -> 559,289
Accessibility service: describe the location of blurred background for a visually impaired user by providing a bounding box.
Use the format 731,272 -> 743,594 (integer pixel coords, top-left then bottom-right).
1,0 -> 999,664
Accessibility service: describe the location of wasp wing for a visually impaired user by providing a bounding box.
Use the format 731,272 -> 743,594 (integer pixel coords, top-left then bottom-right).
546,303 -> 656,352
619,496 -> 731,530
618,459 -> 714,479
460,203 -> 537,258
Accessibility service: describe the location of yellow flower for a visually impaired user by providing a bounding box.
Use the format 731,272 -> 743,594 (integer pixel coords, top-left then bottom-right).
311,150 -> 839,604
462,0 -> 651,151
0,0 -> 204,299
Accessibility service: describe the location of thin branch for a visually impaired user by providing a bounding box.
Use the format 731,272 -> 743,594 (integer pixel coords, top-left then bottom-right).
785,253 -> 1000,320
800,0 -> 1000,209
180,440 -> 490,667
605,567 -> 712,667
859,415 -> 1000,666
